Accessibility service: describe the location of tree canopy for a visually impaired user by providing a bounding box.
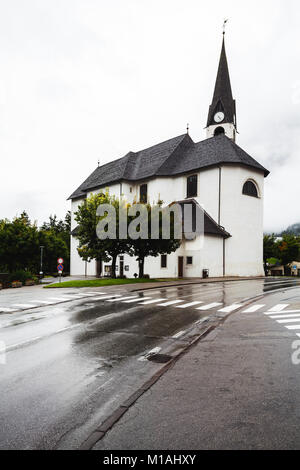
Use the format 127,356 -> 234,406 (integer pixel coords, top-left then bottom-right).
0,211 -> 70,274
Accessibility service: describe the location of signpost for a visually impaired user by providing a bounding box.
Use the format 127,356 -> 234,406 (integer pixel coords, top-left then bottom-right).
57,261 -> 64,283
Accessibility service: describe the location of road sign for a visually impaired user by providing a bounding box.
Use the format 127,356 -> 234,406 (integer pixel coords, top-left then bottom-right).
57,258 -> 64,264
57,264 -> 64,271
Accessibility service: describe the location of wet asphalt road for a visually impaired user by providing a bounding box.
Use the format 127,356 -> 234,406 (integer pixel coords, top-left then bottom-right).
0,278 -> 300,449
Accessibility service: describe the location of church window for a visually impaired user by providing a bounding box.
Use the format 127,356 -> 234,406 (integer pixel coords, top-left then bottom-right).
161,255 -> 167,268
140,184 -> 148,203
187,175 -> 198,198
214,127 -> 225,136
242,180 -> 259,198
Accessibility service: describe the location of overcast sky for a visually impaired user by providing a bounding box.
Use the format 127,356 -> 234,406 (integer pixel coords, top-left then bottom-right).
0,0 -> 299,233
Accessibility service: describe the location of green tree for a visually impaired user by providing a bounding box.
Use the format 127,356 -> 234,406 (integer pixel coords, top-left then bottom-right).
75,193 -> 132,278
263,235 -> 277,263
275,235 -> 300,267
130,203 -> 181,278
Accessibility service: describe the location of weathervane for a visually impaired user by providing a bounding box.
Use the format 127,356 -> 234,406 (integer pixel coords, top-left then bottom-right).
186,123 -> 189,135
223,18 -> 228,35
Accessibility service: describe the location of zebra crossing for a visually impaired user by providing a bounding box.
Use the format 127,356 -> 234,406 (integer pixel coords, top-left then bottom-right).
262,304 -> 300,338
0,292 -> 111,314
1,288 -> 298,326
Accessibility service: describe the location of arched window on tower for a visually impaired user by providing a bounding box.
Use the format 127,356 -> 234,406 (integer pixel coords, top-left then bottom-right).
214,127 -> 225,136
242,180 -> 259,198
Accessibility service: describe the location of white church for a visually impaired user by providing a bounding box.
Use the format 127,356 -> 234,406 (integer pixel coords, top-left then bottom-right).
69,36 -> 269,279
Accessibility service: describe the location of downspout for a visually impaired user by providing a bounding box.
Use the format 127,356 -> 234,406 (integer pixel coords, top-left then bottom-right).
219,167 -> 225,277
223,238 -> 226,277
218,167 -> 222,225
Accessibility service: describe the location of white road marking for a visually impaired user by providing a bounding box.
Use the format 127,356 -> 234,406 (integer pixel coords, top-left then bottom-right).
277,318 -> 300,324
218,304 -> 244,313
0,308 -> 15,312
243,305 -> 265,313
123,297 -> 152,304
8,336 -> 42,351
264,310 -> 300,316
285,325 -> 300,330
107,296 -> 138,302
172,331 -> 186,339
176,301 -> 203,309
267,304 -> 290,312
196,303 -> 223,311
29,300 -> 53,305
138,298 -> 167,305
12,304 -> 35,309
158,300 -> 184,307
270,314 -> 300,319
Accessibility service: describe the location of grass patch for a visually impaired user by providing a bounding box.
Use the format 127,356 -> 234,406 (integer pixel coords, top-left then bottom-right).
44,278 -> 178,288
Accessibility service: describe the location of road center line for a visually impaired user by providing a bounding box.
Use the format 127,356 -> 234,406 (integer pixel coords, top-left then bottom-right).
172,331 -> 186,339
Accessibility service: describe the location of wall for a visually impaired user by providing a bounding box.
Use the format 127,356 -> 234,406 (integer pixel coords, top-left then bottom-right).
220,166 -> 265,276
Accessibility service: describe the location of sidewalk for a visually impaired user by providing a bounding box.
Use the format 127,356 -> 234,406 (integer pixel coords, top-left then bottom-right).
93,296 -> 300,450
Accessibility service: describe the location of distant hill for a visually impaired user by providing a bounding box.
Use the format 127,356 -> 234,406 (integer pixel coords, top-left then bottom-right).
282,223 -> 300,235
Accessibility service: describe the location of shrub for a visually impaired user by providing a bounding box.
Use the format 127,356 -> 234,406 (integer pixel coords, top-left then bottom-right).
9,270 -> 34,285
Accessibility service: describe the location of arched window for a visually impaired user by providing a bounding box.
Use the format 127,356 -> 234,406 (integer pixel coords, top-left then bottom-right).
214,126 -> 225,136
242,180 -> 259,198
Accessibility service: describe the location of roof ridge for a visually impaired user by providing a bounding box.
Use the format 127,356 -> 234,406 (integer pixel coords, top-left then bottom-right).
134,134 -> 187,156
156,134 -> 194,174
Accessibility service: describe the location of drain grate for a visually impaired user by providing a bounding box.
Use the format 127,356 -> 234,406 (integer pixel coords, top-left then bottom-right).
147,354 -> 173,364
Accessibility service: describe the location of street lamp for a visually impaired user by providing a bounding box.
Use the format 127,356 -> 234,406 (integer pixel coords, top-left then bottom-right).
40,246 -> 44,280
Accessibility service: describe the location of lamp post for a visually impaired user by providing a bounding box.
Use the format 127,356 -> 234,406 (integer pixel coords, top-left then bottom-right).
40,246 -> 44,281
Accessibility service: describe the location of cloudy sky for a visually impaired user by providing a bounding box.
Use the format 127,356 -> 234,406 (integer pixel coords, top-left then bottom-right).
0,0 -> 299,233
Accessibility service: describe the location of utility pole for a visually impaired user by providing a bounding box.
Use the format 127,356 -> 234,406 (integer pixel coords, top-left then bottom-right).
40,246 -> 44,281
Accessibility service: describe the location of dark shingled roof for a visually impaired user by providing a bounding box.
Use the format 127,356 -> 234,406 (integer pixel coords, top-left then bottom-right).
69,133 -> 269,200
207,38 -> 236,127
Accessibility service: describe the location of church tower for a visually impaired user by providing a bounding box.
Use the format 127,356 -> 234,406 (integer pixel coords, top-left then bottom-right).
206,34 -> 237,141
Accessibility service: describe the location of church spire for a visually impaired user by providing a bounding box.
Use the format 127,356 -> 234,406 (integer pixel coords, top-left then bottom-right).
206,30 -> 237,141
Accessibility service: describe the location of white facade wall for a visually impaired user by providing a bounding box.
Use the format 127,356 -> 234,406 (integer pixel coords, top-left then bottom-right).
220,166 -> 265,276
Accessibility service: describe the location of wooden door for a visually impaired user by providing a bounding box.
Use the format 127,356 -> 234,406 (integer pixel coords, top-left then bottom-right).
178,257 -> 184,278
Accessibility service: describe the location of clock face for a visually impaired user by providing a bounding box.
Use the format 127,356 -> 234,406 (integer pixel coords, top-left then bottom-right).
214,112 -> 224,123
